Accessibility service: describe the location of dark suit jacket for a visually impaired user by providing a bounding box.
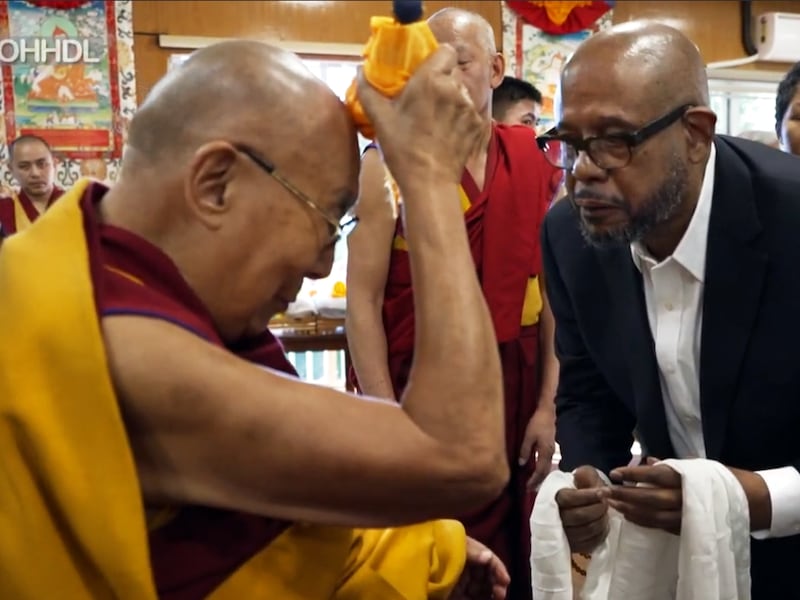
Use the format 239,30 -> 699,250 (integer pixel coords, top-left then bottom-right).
542,135 -> 800,598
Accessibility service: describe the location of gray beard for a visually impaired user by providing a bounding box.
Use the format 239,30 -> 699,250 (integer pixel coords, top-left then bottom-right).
577,156 -> 688,249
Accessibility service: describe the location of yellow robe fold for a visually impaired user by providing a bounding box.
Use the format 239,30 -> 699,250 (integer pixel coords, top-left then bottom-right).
0,179 -> 157,599
0,179 -> 468,599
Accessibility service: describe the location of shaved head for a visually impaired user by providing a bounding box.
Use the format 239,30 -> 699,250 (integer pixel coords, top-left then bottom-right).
107,40 -> 360,341
562,21 -> 709,115
428,8 -> 497,56
9,134 -> 52,162
8,134 -> 56,200
426,8 -> 504,118
556,21 -> 717,259
127,40 -> 353,170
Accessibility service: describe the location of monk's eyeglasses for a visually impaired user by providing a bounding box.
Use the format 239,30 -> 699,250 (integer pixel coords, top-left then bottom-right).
234,144 -> 358,243
536,104 -> 696,171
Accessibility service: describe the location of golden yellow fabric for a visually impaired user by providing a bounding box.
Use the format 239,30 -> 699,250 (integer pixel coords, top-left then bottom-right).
210,520 -> 466,600
0,179 -> 466,599
11,190 -> 33,233
346,16 -> 439,139
521,276 -> 543,326
0,179 -> 158,599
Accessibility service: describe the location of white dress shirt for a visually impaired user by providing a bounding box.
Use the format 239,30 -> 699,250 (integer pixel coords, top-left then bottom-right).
630,144 -> 800,539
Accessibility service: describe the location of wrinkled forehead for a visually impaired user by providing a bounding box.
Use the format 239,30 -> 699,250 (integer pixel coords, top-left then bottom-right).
432,17 -> 491,56
556,60 -> 648,131
296,119 -> 359,216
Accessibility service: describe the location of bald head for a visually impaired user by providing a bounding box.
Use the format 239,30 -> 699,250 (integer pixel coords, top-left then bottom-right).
126,40 -> 353,170
426,8 -> 503,119
563,21 -> 709,112
428,8 -> 496,57
108,40 -> 360,342
556,21 -> 718,259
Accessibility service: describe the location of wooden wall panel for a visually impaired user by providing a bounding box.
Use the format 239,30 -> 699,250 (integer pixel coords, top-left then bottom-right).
133,1 -> 502,44
133,33 -> 169,104
132,1 -> 501,105
611,1 -> 800,71
132,1 -> 800,105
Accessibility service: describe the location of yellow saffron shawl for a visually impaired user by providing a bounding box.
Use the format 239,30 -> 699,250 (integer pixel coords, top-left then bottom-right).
0,179 -> 467,599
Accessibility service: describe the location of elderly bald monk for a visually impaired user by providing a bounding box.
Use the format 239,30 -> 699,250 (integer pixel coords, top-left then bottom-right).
0,41 -> 512,599
539,21 -> 800,597
347,8 -> 560,599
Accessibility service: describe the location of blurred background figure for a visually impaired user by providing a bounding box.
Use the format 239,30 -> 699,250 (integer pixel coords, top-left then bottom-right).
492,75 -> 543,129
776,61 -> 800,155
737,129 -> 781,149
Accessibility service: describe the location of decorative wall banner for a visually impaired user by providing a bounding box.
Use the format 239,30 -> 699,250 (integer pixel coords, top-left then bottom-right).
506,1 -> 613,35
502,1 -> 612,132
0,0 -> 136,190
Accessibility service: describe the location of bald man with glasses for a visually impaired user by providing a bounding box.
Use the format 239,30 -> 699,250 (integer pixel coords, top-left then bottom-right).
540,21 -> 800,599
0,41 -> 512,599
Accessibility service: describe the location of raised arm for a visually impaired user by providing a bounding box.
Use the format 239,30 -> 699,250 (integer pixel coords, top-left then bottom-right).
105,46 -> 507,528
345,147 -> 397,400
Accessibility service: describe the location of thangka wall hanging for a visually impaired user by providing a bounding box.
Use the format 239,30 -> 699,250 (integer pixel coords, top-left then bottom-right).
502,1 -> 613,132
0,0 -> 137,190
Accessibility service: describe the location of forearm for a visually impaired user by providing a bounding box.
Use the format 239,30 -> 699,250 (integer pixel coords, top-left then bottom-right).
346,303 -> 396,400
399,179 -> 504,466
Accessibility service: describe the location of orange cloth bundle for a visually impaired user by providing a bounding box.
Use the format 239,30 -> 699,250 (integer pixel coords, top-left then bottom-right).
345,14 -> 439,139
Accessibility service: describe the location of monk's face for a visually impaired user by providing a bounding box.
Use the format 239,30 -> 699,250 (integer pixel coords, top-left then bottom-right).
190,107 -> 360,339
779,86 -> 800,156
10,140 -> 55,199
498,98 -> 541,129
556,59 -> 701,247
430,18 -> 504,116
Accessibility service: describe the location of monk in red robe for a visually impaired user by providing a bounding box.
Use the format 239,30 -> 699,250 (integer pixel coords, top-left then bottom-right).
346,9 -> 561,600
0,134 -> 64,236
1,40 -> 512,599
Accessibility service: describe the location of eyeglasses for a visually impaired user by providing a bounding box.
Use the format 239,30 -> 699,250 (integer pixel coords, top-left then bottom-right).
536,104 -> 695,171
235,144 -> 358,243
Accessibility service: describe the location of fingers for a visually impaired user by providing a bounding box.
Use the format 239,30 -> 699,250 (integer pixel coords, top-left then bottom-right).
565,512 -> 609,553
527,446 -> 554,490
414,43 -> 457,78
555,486 -> 606,510
464,536 -> 495,566
518,431 -> 536,466
488,552 -> 510,585
573,465 -> 604,489
355,66 -> 387,124
610,464 -> 681,488
608,498 -> 681,535
607,485 -> 682,511
558,494 -> 608,530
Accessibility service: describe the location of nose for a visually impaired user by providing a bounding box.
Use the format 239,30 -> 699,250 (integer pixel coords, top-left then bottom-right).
306,246 -> 336,280
570,150 -> 607,183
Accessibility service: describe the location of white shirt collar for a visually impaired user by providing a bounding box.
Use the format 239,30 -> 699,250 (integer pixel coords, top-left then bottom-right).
631,143 -> 716,282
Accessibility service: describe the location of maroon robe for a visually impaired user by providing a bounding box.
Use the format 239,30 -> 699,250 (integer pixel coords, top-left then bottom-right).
0,186 -> 64,235
381,124 -> 557,600
81,183 -> 295,600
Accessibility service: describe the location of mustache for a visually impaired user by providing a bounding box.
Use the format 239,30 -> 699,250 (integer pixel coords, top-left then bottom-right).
572,189 -> 625,207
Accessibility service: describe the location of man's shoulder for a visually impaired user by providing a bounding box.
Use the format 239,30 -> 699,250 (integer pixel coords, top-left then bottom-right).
717,135 -> 800,191
544,197 -> 581,242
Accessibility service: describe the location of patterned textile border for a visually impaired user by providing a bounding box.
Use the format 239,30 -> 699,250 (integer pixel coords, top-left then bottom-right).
0,0 -> 136,189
